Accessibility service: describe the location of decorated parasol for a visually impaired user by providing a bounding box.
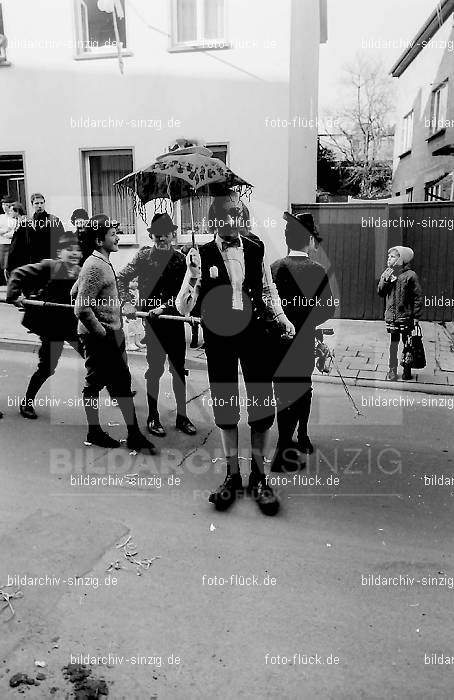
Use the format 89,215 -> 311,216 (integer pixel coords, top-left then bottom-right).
114,139 -> 253,246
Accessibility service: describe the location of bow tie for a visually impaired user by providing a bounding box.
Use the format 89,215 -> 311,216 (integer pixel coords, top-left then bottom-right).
221,239 -> 241,251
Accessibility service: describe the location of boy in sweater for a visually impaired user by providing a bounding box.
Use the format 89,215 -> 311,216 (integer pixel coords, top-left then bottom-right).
74,215 -> 155,452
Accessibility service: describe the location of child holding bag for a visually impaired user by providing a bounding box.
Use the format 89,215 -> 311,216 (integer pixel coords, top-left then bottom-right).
378,246 -> 422,381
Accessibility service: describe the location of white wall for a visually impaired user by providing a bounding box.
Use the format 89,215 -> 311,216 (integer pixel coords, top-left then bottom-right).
0,0 -> 321,267
392,18 -> 454,200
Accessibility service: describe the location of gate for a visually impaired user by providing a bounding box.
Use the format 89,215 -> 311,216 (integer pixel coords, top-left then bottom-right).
292,202 -> 454,322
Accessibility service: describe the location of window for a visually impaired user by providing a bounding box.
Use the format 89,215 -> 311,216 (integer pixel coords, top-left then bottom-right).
406,187 -> 413,202
74,0 -> 126,56
425,182 -> 442,202
401,111 -> 413,154
429,81 -> 448,135
81,149 -> 136,243
178,144 -> 229,239
171,0 -> 227,50
0,154 -> 26,209
0,3 -> 7,63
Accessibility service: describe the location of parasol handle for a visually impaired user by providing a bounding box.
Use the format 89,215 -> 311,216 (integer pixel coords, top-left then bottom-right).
189,196 -> 196,248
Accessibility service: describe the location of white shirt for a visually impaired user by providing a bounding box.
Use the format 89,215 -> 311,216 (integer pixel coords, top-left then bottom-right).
176,235 -> 288,322
216,234 -> 245,310
0,213 -> 17,245
288,250 -> 308,257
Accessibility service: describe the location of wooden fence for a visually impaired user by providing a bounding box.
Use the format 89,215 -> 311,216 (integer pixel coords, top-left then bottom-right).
292,202 -> 454,322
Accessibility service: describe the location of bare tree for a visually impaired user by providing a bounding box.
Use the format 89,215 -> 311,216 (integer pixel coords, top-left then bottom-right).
321,54 -> 395,198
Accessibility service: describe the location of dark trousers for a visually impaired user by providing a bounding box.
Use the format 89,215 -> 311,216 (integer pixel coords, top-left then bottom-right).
25,336 -> 84,402
204,326 -> 275,432
144,319 -> 187,418
0,243 -> 9,285
81,328 -> 138,433
273,327 -> 315,446
389,330 -> 409,369
274,380 -> 312,446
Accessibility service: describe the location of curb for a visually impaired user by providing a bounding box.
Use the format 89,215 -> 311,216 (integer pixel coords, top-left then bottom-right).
2,336 -> 454,396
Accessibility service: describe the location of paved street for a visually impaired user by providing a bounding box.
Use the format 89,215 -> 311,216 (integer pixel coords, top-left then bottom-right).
2,296 -> 454,393
1,347 -> 454,698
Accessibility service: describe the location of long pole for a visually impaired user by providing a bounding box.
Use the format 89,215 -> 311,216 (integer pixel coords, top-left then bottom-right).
0,299 -> 200,324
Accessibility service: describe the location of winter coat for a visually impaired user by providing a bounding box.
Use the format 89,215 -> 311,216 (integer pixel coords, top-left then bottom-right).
377,264 -> 422,325
6,258 -> 80,339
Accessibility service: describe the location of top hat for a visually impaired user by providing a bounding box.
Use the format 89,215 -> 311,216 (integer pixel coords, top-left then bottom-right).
147,212 -> 178,236
283,211 -> 322,242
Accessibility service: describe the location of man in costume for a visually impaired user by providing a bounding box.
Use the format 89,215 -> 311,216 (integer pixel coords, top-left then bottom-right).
118,212 -> 196,437
176,192 -> 293,515
270,212 -> 334,472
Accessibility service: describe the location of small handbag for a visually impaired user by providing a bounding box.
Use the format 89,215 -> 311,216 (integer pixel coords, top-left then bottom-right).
401,323 -> 426,370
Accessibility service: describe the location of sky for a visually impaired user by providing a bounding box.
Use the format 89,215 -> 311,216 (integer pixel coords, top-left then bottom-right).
319,0 -> 440,115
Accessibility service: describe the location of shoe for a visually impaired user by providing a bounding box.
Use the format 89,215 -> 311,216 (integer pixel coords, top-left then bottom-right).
176,416 -> 197,435
247,473 -> 280,516
20,398 -> 38,420
386,368 -> 398,381
147,416 -> 166,437
298,435 -> 314,455
402,367 -> 412,381
208,472 -> 243,511
127,431 -> 157,454
86,429 -> 121,449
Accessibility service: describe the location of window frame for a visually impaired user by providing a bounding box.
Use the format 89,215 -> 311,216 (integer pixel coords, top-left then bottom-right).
73,0 -> 132,61
0,151 -> 28,214
400,110 -> 414,156
0,1 -> 10,65
405,187 -> 413,202
424,181 -> 442,202
80,147 -> 137,245
428,79 -> 448,137
169,0 -> 230,52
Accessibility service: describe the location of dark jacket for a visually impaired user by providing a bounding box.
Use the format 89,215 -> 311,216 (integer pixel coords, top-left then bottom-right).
6,258 -> 80,339
271,254 -> 334,378
271,255 -> 334,331
377,265 -> 422,325
32,211 -> 65,260
117,246 -> 186,315
197,236 -> 266,340
6,219 -> 36,274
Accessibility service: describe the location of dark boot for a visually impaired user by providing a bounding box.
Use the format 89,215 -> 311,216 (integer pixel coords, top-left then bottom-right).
247,473 -> 280,516
83,393 -> 119,447
117,395 -> 157,454
20,370 -> 49,419
209,472 -> 243,511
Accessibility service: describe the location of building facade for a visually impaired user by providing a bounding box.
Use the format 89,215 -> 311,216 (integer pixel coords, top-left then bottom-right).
0,0 -> 327,268
391,0 -> 454,203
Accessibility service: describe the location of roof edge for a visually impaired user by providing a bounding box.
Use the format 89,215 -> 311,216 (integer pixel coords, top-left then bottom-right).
390,0 -> 454,77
